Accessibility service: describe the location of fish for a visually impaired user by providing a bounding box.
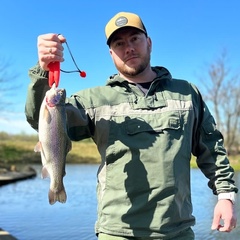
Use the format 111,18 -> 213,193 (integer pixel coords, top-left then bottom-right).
34,83 -> 71,205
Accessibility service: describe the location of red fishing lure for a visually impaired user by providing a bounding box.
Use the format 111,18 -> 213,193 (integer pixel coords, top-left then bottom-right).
48,40 -> 86,87
48,62 -> 60,87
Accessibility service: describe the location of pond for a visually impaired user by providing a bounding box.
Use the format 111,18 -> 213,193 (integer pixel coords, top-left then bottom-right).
0,164 -> 239,240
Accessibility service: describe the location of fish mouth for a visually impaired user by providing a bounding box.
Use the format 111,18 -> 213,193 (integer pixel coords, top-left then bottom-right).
45,88 -> 66,107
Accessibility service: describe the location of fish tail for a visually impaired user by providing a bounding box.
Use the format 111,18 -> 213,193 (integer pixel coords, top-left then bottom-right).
48,187 -> 67,205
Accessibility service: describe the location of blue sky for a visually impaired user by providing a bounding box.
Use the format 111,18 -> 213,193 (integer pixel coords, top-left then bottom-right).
0,0 -> 239,134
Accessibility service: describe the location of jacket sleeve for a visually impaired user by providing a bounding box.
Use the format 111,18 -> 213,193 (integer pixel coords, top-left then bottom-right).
192,86 -> 238,195
25,63 -> 94,140
25,63 -> 50,131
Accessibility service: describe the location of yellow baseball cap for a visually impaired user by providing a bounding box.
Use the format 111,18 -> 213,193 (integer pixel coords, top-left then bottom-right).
105,12 -> 147,45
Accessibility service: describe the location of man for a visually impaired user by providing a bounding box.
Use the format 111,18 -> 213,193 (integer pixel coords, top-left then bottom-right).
25,12 -> 238,239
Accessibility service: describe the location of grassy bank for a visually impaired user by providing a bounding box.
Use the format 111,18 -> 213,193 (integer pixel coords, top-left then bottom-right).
0,132 -> 100,166
0,132 -> 239,171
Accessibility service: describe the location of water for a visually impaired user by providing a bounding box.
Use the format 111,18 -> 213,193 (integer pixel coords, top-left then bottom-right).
0,164 -> 239,240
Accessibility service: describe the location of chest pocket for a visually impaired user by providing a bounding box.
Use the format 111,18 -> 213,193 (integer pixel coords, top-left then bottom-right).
124,111 -> 181,135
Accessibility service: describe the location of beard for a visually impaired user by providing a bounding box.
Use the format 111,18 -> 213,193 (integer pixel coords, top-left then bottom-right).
115,48 -> 151,77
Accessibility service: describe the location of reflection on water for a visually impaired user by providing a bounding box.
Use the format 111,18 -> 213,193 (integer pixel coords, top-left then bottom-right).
0,164 -> 239,240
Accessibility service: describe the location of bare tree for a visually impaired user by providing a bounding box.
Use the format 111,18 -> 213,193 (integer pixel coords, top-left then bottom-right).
199,50 -> 240,154
0,58 -> 19,111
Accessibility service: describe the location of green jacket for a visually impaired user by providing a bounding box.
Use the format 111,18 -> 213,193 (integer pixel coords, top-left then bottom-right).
25,64 -> 238,238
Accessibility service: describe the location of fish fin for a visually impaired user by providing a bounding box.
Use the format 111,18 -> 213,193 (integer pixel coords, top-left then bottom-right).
49,188 -> 67,205
66,138 -> 72,153
41,166 -> 50,179
34,141 -> 42,152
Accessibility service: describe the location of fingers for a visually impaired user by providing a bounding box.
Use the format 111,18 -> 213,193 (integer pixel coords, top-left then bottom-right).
217,224 -> 237,232
211,213 -> 237,232
212,223 -> 237,232
37,33 -> 66,71
211,199 -> 237,232
211,212 -> 220,230
219,216 -> 237,232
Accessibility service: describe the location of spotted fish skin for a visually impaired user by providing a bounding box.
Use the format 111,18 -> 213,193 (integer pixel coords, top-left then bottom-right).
34,83 -> 71,205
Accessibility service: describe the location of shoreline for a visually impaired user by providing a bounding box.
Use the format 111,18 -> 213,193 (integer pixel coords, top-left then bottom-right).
0,228 -> 18,240
0,165 -> 37,187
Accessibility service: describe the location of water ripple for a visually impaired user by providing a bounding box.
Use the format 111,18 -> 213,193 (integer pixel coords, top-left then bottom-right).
0,165 -> 239,240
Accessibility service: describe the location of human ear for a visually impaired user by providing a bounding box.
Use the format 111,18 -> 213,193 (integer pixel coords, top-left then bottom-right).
147,37 -> 152,52
109,48 -> 114,59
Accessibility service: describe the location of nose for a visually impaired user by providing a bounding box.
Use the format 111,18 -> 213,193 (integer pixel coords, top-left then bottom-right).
125,41 -> 135,54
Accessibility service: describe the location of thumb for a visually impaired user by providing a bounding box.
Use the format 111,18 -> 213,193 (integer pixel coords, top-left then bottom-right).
57,34 -> 66,43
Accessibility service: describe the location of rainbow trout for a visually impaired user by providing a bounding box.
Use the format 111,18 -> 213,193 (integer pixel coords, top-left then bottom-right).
34,83 -> 71,205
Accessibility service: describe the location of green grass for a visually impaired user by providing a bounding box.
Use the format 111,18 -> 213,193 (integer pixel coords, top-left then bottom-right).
0,132 -> 239,171
0,132 -> 100,166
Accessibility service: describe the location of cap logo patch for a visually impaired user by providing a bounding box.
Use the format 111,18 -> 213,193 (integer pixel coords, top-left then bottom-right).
115,16 -> 128,27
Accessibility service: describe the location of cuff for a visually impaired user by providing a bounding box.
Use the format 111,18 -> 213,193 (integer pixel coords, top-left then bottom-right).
218,192 -> 236,204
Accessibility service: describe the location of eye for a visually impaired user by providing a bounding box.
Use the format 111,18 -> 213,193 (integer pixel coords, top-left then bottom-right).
114,41 -> 124,48
131,35 -> 140,43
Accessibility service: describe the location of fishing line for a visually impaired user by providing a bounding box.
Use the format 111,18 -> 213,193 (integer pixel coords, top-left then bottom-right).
60,40 -> 86,78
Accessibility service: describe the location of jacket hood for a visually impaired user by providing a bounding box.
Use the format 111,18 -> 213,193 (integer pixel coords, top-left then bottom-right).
106,66 -> 172,86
